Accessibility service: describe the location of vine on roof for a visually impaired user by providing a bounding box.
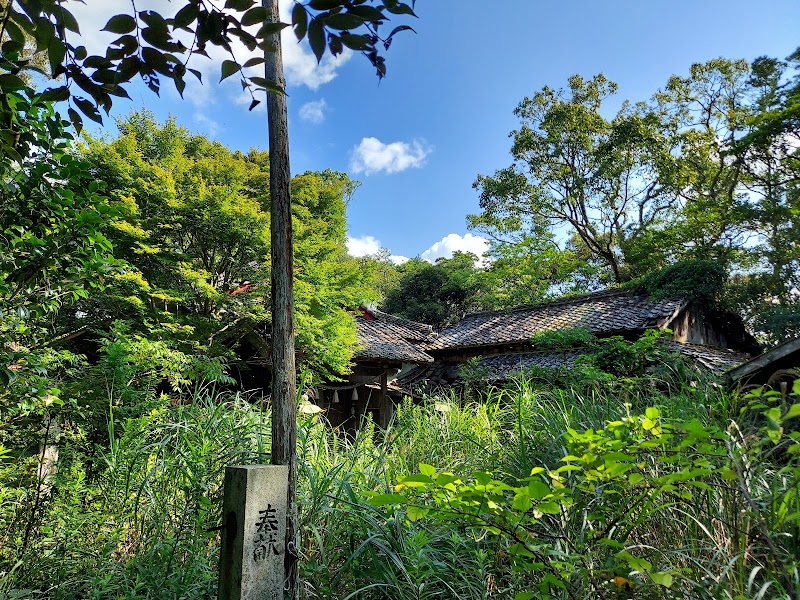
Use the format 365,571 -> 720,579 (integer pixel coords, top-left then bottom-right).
628,260 -> 727,308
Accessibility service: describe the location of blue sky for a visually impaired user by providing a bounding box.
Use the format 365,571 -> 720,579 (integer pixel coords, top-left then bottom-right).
73,0 -> 800,263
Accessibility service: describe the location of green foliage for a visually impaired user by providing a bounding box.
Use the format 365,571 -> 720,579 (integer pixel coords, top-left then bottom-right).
382,252 -> 487,330
468,227 -> 599,310
530,327 -> 595,351
353,248 -> 404,302
0,391 -> 271,598
472,73 -> 679,285
581,329 -> 668,378
528,327 -> 684,389
77,112 -> 372,380
631,259 -> 727,306
9,360 -> 799,599
291,169 -> 378,377
0,0 -> 416,142
0,87 -> 118,419
387,388 -> 800,599
470,52 -> 800,343
0,97 -> 115,323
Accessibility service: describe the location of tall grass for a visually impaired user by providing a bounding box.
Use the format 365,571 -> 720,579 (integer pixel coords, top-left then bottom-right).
1,374 -> 795,599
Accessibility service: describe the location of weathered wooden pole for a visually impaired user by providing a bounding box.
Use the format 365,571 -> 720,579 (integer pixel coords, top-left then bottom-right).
380,369 -> 389,429
262,1 -> 298,597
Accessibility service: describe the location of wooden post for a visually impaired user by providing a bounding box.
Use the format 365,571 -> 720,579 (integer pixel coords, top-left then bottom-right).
380,369 -> 391,429
219,465 -> 289,600
263,1 -> 298,597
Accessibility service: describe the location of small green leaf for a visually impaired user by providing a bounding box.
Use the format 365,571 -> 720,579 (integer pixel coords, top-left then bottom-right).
241,6 -> 269,26
324,13 -> 364,30
308,0 -> 342,9
102,14 -> 137,34
386,24 -> 415,39
307,17 -> 325,63
73,96 -> 103,124
512,491 -> 532,512
349,5 -> 385,22
56,6 -> 81,33
0,74 -> 26,91
220,60 -> 241,81
38,86 -> 70,102
419,463 -> 436,477
242,56 -> 265,68
395,473 -> 433,487
225,0 -> 256,10
248,76 -> 284,95
527,479 -> 550,499
47,37 -> 66,75
435,473 -> 458,486
784,403 -> 800,421
292,2 -> 308,41
474,471 -> 492,486
384,2 -> 416,16
628,472 -> 644,485
68,107 -> 83,134
535,501 -> 561,515
340,33 -> 370,51
406,505 -> 429,522
4,19 -> 26,45
366,492 -> 407,506
651,572 -> 673,588
173,4 -> 199,29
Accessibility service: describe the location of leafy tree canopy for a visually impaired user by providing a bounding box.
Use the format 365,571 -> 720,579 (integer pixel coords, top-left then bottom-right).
471,52 -> 800,346
381,252 -> 487,330
0,88 -> 117,413
0,0 -> 416,147
74,111 -> 376,380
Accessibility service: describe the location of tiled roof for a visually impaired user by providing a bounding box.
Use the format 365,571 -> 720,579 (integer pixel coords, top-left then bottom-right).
427,289 -> 686,352
664,341 -> 750,374
472,351 -> 581,380
396,343 -> 749,390
355,308 -> 435,364
366,308 -> 436,342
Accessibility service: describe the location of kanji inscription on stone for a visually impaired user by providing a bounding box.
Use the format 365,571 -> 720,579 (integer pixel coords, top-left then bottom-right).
218,465 -> 288,600
253,503 -> 280,560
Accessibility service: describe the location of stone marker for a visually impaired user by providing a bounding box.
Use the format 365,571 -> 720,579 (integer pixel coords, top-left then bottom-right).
219,465 -> 289,600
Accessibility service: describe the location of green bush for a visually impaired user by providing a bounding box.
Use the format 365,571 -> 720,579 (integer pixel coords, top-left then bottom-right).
2,361 -> 795,599
386,385 -> 800,600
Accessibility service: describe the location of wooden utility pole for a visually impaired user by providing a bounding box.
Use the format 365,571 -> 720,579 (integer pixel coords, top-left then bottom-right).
263,1 -> 298,597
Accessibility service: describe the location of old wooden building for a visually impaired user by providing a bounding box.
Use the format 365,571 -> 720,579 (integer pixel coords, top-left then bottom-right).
309,307 -> 435,432
398,289 -> 760,394
726,336 -> 800,389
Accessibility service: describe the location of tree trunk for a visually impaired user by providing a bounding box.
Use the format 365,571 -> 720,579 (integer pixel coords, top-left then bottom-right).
263,1 -> 298,597
37,412 -> 60,495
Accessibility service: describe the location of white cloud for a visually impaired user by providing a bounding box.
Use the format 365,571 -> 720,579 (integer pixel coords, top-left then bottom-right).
281,36 -> 352,90
193,112 -> 220,136
69,0 -> 218,109
347,235 -> 382,257
299,99 -> 328,124
347,235 -> 409,265
278,0 -> 353,90
69,0 -> 350,121
350,137 -> 432,176
420,234 -> 489,266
